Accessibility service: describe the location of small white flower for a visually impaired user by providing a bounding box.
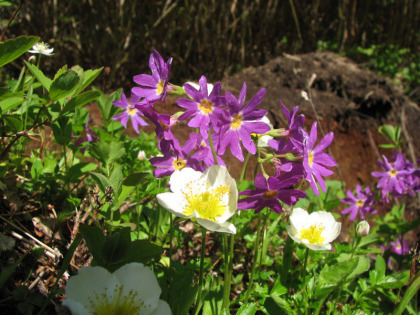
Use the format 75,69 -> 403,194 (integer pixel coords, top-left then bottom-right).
301,91 -> 309,101
28,42 -> 54,56
256,115 -> 273,148
63,263 -> 171,315
137,150 -> 147,160
286,208 -> 341,251
157,165 -> 238,234
356,220 -> 370,236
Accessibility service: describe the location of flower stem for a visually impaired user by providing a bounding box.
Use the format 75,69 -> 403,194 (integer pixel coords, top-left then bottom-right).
194,227 -> 207,314
301,247 -> 309,281
222,233 -> 230,310
244,211 -> 263,303
208,132 -> 218,166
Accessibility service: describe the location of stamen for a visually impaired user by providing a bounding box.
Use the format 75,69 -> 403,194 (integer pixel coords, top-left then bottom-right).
300,224 -> 325,244
198,99 -> 214,114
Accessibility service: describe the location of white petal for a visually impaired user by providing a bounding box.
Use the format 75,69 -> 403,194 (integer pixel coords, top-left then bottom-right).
151,300 -> 172,315
157,192 -> 190,218
197,218 -> 236,234
286,225 -> 301,243
289,208 -> 310,230
304,242 -> 331,251
113,263 -> 161,313
63,266 -> 119,313
169,168 -> 202,193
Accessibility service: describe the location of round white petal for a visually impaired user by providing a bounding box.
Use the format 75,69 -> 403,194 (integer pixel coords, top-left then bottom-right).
63,266 -> 119,313
113,263 -> 161,314
157,192 -> 191,218
151,300 -> 172,315
197,218 -> 236,234
289,208 -> 310,230
169,168 -> 203,194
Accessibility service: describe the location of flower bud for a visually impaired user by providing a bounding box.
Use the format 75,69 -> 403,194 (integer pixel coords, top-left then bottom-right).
137,150 -> 146,160
28,55 -> 37,64
356,220 -> 370,236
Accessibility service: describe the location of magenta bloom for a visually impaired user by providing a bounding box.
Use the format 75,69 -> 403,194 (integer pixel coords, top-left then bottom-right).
149,138 -> 205,178
218,82 -> 271,162
112,90 -> 148,134
142,108 -> 176,141
132,50 -> 173,102
280,102 -> 305,151
238,172 -> 306,214
302,122 -> 336,195
184,133 -> 225,167
74,116 -> 98,153
382,235 -> 409,256
371,152 -> 416,201
341,185 -> 376,221
177,76 -> 223,139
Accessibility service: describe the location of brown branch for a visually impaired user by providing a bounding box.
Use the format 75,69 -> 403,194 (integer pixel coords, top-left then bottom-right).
0,1 -> 24,42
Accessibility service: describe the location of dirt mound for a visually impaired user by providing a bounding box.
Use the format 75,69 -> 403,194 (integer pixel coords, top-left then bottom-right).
221,51 -> 420,190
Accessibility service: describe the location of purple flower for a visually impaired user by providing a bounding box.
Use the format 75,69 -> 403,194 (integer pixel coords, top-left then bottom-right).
371,152 -> 415,201
302,122 -> 336,196
341,185 -> 376,221
238,172 -> 307,214
184,133 -> 225,167
280,102 -> 305,151
74,116 -> 98,153
382,235 -> 409,256
149,138 -> 205,178
132,50 -> 173,102
112,90 -> 148,134
142,108 -> 176,141
218,82 -> 271,162
177,76 -> 223,139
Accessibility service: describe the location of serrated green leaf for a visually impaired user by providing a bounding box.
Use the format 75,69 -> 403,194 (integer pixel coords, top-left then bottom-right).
0,36 -> 39,67
66,162 -> 97,182
375,255 -> 386,279
49,70 -> 80,100
90,171 -> 113,193
318,258 -> 358,287
25,61 -> 52,91
347,256 -> 370,280
53,65 -> 68,80
108,141 -> 125,165
61,90 -> 100,115
237,302 -> 257,315
79,225 -> 106,266
378,270 -> 409,289
0,93 -> 24,112
109,165 -> 123,197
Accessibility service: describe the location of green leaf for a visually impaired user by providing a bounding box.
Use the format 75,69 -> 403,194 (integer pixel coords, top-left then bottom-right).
0,255 -> 25,289
25,61 -> 52,91
375,255 -> 386,279
347,256 -> 370,280
90,172 -> 113,194
318,258 -> 358,287
269,294 -> 295,314
378,124 -> 395,142
108,141 -> 126,165
79,225 -> 106,266
237,302 -> 257,315
0,36 -> 39,67
61,90 -> 100,115
49,70 -> 80,100
102,227 -> 131,268
378,270 -> 410,289
202,274 -> 224,315
109,165 -> 124,197
123,172 -> 147,186
30,159 -> 43,180
0,93 -> 24,112
79,67 -> 103,93
66,162 -> 97,182
3,115 -> 23,132
379,143 -> 396,149
395,274 -> 420,315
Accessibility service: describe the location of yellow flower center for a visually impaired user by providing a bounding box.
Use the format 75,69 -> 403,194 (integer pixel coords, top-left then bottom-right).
356,199 -> 364,207
127,106 -> 137,116
308,150 -> 314,167
173,157 -> 186,170
388,169 -> 398,177
156,80 -> 165,95
230,113 -> 243,130
262,190 -> 277,199
198,99 -> 214,115
183,183 -> 229,221
300,224 -> 325,244
88,285 -> 147,315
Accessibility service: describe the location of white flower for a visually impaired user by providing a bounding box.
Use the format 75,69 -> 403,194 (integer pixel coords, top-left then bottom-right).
256,115 -> 273,148
28,42 -> 54,56
356,220 -> 370,236
286,208 -> 341,251
63,263 -> 171,315
137,150 -> 147,160
157,165 -> 238,234
301,90 -> 309,101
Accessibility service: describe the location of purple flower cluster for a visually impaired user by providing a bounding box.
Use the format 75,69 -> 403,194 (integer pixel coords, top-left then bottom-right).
340,184 -> 376,221
372,151 -> 420,203
111,50 -> 339,209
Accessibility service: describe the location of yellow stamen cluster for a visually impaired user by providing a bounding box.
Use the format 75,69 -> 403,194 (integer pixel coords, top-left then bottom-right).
308,150 -> 315,167
300,224 -> 325,245
198,99 -> 214,114
89,285 -> 146,315
388,169 -> 398,177
156,80 -> 165,95
127,106 -> 137,116
356,199 -> 365,207
183,181 -> 229,221
230,113 -> 243,130
262,190 -> 277,199
173,158 -> 186,170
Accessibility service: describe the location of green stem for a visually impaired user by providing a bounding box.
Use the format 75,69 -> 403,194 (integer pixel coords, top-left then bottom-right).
194,227 -> 207,314
301,247 -> 309,282
244,211 -> 263,303
302,248 -> 310,315
208,131 -> 219,166
222,233 -> 230,309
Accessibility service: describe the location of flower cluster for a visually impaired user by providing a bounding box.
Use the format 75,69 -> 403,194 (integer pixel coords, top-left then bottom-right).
372,151 -> 420,203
